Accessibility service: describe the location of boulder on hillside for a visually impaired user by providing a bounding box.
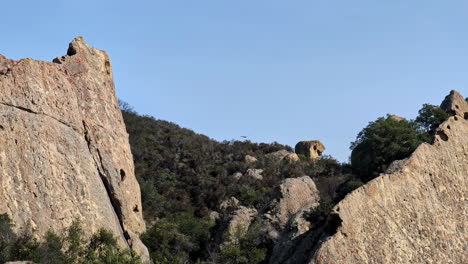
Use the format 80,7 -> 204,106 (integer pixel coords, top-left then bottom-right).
246,168 -> 264,180
295,141 -> 325,160
219,197 -> 241,212
267,176 -> 320,229
225,206 -> 258,241
244,155 -> 258,163
231,172 -> 243,180
266,149 -> 300,163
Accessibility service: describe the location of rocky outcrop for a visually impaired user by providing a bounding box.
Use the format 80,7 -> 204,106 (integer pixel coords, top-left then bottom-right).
220,197 -> 241,211
226,207 -> 258,239
266,150 -> 300,163
267,176 -> 320,229
389,114 -> 405,121
245,155 -> 258,163
0,37 -> 147,258
295,141 -> 325,160
264,176 -> 320,263
246,168 -> 264,180
277,91 -> 468,264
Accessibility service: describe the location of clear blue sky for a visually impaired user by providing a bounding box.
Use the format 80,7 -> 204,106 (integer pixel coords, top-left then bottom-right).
2,1 -> 467,161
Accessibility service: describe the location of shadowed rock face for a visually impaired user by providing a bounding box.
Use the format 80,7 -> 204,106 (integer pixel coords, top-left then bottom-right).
276,91 -> 468,264
0,37 -> 147,258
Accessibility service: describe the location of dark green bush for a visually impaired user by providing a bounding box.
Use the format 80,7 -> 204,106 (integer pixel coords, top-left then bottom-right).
219,223 -> 267,264
350,115 -> 427,181
142,212 -> 214,264
415,104 -> 450,134
0,214 -> 141,264
0,213 -> 16,263
350,103 -> 450,181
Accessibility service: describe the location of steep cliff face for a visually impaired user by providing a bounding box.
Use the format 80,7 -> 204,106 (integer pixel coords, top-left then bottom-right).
277,91 -> 467,264
0,37 -> 147,257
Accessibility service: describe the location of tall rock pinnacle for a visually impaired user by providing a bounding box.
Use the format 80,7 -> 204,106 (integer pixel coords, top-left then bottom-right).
0,37 -> 148,259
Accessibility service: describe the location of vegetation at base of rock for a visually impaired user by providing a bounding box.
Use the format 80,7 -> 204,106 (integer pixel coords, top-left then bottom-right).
0,214 -> 141,264
350,116 -> 425,180
415,104 -> 450,134
218,223 -> 267,264
350,104 -> 450,181
141,212 -> 214,264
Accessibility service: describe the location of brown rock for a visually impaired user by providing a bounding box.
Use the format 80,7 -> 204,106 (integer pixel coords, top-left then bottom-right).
277,91 -> 468,264
0,37 -> 147,258
295,141 -> 325,160
389,114 -> 405,121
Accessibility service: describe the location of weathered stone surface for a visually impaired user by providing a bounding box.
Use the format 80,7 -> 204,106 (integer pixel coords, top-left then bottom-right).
226,206 -> 258,239
245,154 -> 258,163
295,141 -> 325,160
266,149 -> 300,163
0,37 -> 147,257
279,91 -> 468,264
246,168 -> 264,180
269,203 -> 319,263
268,176 -> 320,229
441,90 -> 468,118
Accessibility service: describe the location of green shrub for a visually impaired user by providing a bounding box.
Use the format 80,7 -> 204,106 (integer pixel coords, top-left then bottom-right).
219,223 -> 267,264
415,104 -> 449,134
142,212 -> 214,264
0,215 -> 141,264
0,213 -> 16,263
350,115 -> 426,181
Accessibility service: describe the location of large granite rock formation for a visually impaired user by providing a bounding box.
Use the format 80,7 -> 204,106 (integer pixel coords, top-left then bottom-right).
0,37 -> 148,258
274,90 -> 468,264
267,176 -> 320,229
295,141 -> 325,160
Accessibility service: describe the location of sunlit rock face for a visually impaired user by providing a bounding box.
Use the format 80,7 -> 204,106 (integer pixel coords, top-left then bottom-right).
0,37 -> 148,259
295,141 -> 325,160
274,91 -> 468,264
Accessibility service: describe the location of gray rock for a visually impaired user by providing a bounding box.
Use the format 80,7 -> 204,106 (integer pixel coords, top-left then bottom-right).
246,168 -> 264,180
266,149 -> 300,163
244,155 -> 258,163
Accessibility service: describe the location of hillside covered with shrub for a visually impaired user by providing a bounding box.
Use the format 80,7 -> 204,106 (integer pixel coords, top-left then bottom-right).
120,98 -> 452,264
